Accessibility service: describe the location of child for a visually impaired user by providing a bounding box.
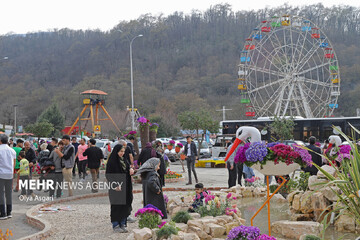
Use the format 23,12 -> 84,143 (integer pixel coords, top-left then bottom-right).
18,151 -> 31,197
189,183 -> 207,212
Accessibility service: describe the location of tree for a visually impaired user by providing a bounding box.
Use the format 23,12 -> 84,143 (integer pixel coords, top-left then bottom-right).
25,121 -> 54,137
178,110 -> 219,157
37,103 -> 65,136
149,115 -> 180,137
268,116 -> 296,141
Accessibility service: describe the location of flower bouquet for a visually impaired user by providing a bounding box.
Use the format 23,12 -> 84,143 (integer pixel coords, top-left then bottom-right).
175,142 -> 183,153
135,204 -> 164,229
234,142 -> 312,175
167,140 -> 176,150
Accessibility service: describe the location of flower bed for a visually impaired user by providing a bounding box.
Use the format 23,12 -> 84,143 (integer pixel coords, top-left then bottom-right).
165,170 -> 183,179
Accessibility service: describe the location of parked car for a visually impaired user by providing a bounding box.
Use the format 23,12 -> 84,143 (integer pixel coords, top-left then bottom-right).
95,140 -> 112,159
194,141 -> 212,158
212,135 -> 234,158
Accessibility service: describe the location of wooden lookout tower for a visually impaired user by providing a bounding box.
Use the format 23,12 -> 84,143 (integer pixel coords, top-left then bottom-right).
67,90 -> 121,137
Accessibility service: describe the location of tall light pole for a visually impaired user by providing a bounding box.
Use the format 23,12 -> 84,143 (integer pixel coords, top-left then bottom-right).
129,34 -> 143,130
118,30 -> 143,130
13,104 -> 18,135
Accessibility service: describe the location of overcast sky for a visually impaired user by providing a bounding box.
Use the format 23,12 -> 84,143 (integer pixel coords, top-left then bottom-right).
1,0 -> 359,35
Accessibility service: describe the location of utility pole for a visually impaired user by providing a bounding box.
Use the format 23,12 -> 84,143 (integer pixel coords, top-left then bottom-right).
216,106 -> 232,121
13,104 -> 18,135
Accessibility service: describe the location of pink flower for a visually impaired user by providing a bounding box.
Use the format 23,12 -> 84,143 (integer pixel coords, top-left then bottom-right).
158,221 -> 166,229
232,197 -> 237,200
226,193 -> 232,199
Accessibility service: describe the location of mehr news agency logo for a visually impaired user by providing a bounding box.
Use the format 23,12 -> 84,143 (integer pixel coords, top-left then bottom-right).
18,178 -> 124,202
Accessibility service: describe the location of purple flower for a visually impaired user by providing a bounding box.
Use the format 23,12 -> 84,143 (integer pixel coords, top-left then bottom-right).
135,204 -> 164,217
337,153 -> 351,162
137,116 -> 148,124
164,194 -> 169,203
339,145 -> 351,154
245,142 -> 268,163
293,144 -> 313,167
266,142 -> 279,148
234,143 -> 250,163
176,143 -> 184,148
129,131 -> 137,135
227,225 -> 261,240
257,234 -> 277,240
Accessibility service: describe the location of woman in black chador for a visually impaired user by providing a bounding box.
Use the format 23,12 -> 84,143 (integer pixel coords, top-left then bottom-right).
106,144 -> 134,233
137,157 -> 167,219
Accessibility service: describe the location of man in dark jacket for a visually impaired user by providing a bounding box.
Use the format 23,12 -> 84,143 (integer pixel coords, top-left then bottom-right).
83,139 -> 104,193
184,136 -> 198,185
305,136 -> 323,175
24,141 -> 37,195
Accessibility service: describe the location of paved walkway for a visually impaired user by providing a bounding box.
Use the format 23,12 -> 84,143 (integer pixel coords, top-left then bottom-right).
3,160 -> 263,239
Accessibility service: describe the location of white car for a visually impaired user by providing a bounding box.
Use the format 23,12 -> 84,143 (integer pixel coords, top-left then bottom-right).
95,140 -> 112,159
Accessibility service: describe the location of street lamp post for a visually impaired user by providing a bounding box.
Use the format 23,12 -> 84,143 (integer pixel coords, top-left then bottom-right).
129,34 -> 143,130
13,104 -> 18,135
118,30 -> 143,130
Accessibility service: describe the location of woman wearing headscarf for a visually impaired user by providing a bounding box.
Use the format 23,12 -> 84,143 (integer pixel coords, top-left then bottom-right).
137,157 -> 167,219
106,144 -> 134,233
137,142 -> 157,166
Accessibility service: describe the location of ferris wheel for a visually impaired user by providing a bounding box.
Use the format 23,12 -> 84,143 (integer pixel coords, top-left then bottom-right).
238,15 -> 340,118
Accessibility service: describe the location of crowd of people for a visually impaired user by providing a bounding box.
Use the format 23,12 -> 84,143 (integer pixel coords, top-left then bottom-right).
0,133 -> 180,234
1,131 -> 333,234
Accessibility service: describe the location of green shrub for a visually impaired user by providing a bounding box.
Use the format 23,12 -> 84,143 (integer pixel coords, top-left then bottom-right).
304,235 -> 320,240
297,172 -> 310,192
269,184 -> 278,193
138,212 -> 162,229
172,211 -> 192,224
156,222 -> 179,239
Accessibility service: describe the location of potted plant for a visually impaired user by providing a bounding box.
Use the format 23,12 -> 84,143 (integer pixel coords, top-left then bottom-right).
167,140 -> 175,150
234,142 -> 312,175
135,204 -> 164,229
149,123 -> 159,142
175,142 -> 183,153
137,116 -> 150,149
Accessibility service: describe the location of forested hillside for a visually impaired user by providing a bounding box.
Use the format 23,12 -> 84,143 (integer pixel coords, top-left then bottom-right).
1,3 -> 359,133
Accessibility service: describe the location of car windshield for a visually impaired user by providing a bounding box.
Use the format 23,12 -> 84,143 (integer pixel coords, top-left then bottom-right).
96,142 -> 105,148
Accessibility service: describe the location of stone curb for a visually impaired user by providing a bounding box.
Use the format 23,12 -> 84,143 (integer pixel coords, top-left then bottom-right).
21,187 -> 228,239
